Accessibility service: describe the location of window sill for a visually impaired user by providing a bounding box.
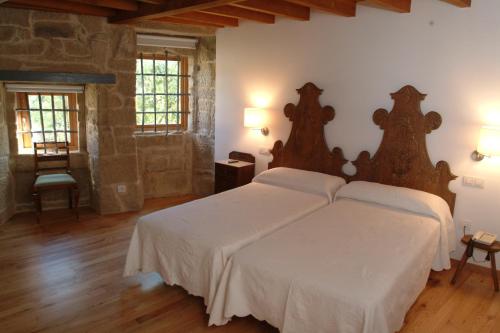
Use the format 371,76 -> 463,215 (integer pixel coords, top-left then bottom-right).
134,130 -> 189,137
16,150 -> 86,156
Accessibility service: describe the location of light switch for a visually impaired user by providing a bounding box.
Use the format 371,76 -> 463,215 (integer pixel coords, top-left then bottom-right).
463,176 -> 485,189
474,177 -> 485,188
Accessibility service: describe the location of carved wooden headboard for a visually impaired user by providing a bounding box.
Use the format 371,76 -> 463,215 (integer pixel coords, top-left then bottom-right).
269,82 -> 348,179
351,85 -> 457,213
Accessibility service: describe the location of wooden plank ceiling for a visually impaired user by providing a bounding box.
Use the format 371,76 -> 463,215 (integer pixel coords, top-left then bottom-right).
1,0 -> 472,28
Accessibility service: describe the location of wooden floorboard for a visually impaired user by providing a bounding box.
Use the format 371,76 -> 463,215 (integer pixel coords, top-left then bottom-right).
0,196 -> 499,332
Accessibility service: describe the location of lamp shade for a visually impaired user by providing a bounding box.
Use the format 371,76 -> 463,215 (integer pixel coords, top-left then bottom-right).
477,126 -> 500,157
244,107 -> 264,129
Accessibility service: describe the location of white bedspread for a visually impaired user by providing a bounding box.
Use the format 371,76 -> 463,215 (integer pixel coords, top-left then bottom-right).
123,182 -> 329,309
209,199 -> 441,333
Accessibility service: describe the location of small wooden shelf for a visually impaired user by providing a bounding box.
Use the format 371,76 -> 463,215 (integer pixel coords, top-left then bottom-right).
451,234 -> 500,291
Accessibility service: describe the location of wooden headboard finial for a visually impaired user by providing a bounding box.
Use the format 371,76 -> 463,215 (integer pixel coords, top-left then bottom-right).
269,82 -> 348,178
352,85 -> 457,213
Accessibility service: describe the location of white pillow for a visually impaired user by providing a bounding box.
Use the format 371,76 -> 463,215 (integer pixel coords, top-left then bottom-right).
253,167 -> 346,203
334,181 -> 452,221
335,181 -> 456,271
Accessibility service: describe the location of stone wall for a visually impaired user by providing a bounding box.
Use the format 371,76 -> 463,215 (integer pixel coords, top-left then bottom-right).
2,90 -> 91,212
0,8 -> 142,215
0,7 -> 216,220
0,85 -> 15,223
136,37 -> 215,198
137,133 -> 192,198
191,37 -> 216,195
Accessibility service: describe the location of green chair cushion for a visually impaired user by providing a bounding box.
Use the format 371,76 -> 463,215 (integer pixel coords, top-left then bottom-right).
34,173 -> 77,188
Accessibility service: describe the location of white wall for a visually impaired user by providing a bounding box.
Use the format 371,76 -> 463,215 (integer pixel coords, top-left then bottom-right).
216,0 -> 500,262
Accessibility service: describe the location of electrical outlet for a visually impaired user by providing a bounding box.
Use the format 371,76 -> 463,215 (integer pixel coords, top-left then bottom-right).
463,176 -> 485,189
117,184 -> 127,194
462,221 -> 473,234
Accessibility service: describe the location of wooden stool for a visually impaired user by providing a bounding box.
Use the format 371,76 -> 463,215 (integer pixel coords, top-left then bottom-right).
451,234 -> 500,291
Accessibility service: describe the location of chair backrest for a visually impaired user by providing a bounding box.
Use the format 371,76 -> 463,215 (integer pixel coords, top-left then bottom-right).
34,142 -> 71,176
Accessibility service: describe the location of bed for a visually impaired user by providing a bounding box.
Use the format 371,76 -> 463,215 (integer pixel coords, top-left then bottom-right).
208,85 -> 458,333
124,83 -> 348,309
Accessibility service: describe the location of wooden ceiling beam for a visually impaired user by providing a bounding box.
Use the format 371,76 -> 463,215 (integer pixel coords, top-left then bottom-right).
69,0 -> 138,11
6,0 -> 116,16
175,11 -> 239,27
233,0 -> 310,21
286,0 -> 356,17
110,0 -> 239,23
155,16 -> 225,28
440,0 -> 471,7
357,0 -> 411,13
3,3 -> 68,13
137,0 -> 164,4
201,5 -> 275,24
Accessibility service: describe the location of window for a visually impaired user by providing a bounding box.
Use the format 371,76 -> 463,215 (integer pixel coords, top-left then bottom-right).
16,92 -> 79,153
135,53 -> 189,133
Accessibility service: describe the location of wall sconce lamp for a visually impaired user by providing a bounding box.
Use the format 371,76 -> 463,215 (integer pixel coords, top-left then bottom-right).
471,126 -> 500,161
244,107 -> 269,136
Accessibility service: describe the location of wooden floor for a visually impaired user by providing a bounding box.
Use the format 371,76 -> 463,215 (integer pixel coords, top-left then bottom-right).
0,197 -> 499,333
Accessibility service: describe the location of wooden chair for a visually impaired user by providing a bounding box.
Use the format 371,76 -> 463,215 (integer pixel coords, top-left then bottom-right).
32,142 -> 79,223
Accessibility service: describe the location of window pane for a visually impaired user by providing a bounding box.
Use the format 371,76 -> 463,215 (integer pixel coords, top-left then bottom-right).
32,132 -> 43,143
156,95 -> 166,113
134,57 -> 187,132
143,75 -> 154,94
44,132 -> 55,142
167,60 -> 179,75
155,60 -> 166,74
28,95 -> 40,109
144,96 -> 154,112
143,59 -> 154,74
56,132 -> 66,142
168,113 -> 179,125
136,75 -> 143,94
53,95 -> 63,110
17,92 -> 80,151
41,95 -> 51,110
157,113 -> 166,125
155,76 -> 166,93
144,113 -> 154,125
30,112 -> 42,132
136,59 -> 142,74
135,95 -> 143,112
168,96 -> 179,112
43,111 -> 53,131
167,76 -> 178,94
55,111 -> 65,131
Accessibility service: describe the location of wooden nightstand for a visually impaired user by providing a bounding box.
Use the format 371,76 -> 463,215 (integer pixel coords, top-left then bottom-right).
214,151 -> 255,194
451,234 -> 500,291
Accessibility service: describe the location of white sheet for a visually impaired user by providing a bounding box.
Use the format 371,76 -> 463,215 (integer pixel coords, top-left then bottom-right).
209,199 -> 441,333
123,182 -> 329,309
335,181 -> 455,271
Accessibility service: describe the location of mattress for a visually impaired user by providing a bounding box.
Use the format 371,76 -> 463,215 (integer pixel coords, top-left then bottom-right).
209,198 -> 441,333
123,182 -> 329,309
